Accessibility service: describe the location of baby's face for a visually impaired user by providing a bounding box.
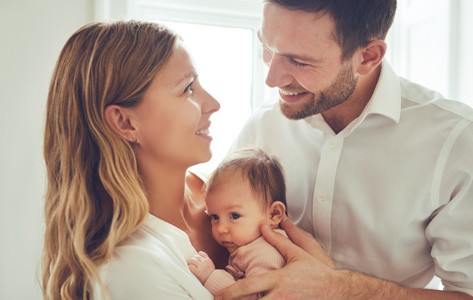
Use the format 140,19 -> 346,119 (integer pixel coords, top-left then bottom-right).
206,178 -> 270,253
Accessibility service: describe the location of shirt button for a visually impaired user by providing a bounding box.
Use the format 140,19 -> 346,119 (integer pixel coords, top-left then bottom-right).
319,193 -> 328,202
329,140 -> 337,149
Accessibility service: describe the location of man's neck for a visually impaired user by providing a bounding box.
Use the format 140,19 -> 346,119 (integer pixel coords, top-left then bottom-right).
322,65 -> 381,134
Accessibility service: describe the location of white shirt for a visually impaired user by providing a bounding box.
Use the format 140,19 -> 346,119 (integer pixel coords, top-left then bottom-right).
231,61 -> 473,296
93,214 -> 212,299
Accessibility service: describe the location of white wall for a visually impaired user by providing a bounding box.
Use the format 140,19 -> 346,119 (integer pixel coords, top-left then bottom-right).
457,0 -> 473,105
0,1 -> 93,299
0,1 -> 472,299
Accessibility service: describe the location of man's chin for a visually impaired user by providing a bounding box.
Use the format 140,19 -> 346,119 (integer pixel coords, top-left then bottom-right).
279,100 -> 316,120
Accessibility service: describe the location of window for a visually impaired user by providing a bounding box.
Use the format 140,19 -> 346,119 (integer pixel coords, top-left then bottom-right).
386,0 -> 458,99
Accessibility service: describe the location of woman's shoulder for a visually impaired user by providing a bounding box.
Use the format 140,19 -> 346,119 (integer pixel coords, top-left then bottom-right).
95,220 -> 212,299
100,221 -> 183,272
100,216 -> 192,271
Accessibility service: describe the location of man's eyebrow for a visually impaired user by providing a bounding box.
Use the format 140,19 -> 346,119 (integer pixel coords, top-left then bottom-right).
256,30 -> 321,64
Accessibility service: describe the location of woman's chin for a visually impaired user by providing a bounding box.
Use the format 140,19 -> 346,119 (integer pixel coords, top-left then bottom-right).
191,151 -> 212,166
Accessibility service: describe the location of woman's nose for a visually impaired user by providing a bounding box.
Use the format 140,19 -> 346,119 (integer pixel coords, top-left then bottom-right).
202,90 -> 220,115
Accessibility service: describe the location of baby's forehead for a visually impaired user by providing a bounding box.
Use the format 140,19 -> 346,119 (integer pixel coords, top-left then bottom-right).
206,173 -> 249,196
205,193 -> 268,214
206,170 -> 270,207
209,167 -> 247,184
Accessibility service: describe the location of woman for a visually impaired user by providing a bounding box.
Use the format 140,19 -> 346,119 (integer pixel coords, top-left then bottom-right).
42,21 -> 224,299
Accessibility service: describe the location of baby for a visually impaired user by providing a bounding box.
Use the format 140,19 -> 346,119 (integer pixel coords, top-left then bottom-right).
188,148 -> 288,297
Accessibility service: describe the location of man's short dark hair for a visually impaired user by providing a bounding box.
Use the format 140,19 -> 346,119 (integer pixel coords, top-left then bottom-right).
265,0 -> 397,60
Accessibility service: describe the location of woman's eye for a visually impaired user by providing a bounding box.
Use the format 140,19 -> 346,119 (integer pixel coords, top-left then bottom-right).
209,214 -> 219,221
230,213 -> 240,220
183,81 -> 194,94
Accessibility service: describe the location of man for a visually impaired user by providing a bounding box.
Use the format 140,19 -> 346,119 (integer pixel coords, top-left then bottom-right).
222,0 -> 473,298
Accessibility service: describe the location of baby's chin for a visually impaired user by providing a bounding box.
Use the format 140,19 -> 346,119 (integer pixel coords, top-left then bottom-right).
220,241 -> 238,253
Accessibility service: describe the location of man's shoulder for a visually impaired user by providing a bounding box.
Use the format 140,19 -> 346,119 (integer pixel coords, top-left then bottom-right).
431,99 -> 473,123
400,78 -> 473,122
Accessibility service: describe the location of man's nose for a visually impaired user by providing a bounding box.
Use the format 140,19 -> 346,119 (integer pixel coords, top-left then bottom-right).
265,54 -> 292,88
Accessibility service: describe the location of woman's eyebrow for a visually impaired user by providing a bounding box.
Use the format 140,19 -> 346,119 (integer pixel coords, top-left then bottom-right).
175,71 -> 197,87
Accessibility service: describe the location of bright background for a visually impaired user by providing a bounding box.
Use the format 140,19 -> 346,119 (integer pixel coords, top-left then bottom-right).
1,0 -> 472,298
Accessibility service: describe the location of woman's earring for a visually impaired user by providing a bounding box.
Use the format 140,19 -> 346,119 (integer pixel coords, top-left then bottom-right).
130,137 -> 138,147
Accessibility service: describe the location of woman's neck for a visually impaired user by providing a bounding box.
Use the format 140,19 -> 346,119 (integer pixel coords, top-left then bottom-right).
142,165 -> 228,267
140,161 -> 190,229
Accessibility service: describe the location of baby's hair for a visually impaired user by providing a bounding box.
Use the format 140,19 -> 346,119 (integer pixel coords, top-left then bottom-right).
206,148 -> 287,209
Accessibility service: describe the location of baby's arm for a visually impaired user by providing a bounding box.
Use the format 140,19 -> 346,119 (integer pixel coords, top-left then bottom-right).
187,251 -> 237,295
187,251 -> 215,284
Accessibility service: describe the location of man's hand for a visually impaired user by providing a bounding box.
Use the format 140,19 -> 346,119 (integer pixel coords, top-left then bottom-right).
218,219 -> 342,299
278,217 -> 335,268
218,219 -> 473,299
187,251 -> 216,284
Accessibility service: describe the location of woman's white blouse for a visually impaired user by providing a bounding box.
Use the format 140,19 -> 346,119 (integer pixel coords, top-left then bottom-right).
93,214 -> 212,299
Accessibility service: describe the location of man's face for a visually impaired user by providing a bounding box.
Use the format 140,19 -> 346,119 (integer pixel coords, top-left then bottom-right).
260,3 -> 358,119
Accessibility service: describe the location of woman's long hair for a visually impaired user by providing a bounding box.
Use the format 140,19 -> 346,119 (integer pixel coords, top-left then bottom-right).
42,21 -> 178,299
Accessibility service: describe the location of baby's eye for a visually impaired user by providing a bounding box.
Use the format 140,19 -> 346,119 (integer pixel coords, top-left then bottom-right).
230,213 -> 240,220
209,214 -> 219,221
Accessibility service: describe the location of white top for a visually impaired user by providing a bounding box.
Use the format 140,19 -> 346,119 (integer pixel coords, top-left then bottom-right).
93,214 -> 212,299
231,61 -> 473,296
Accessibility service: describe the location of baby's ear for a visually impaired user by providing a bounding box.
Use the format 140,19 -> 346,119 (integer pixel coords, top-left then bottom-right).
268,201 -> 286,227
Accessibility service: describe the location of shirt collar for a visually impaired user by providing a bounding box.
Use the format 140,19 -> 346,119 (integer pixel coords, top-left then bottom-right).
362,60 -> 401,124
304,60 -> 401,133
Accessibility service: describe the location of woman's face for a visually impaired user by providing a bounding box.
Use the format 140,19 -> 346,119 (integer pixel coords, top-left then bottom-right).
130,43 -> 220,169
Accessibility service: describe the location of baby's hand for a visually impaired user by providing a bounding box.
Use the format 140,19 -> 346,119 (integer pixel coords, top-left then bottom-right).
187,251 -> 216,284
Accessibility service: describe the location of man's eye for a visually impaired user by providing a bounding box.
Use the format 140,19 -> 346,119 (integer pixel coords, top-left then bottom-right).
230,213 -> 240,220
209,214 -> 219,220
289,58 -> 308,68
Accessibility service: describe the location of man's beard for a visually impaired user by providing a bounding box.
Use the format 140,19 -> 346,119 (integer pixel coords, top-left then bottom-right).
280,62 -> 358,120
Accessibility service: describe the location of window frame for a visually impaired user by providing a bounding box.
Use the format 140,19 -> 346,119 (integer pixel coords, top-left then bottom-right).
386,0 -> 459,99
95,0 -> 266,110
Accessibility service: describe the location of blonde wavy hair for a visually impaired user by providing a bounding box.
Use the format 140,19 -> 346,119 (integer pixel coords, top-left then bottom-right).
42,21 -> 178,299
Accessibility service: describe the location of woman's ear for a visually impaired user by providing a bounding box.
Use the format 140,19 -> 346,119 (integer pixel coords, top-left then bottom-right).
104,104 -> 137,143
268,201 -> 286,228
356,39 -> 386,76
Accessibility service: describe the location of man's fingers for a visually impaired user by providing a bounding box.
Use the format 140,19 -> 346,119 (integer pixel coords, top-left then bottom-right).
260,225 -> 307,262
279,219 -> 335,267
280,218 -> 316,250
219,271 -> 276,299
